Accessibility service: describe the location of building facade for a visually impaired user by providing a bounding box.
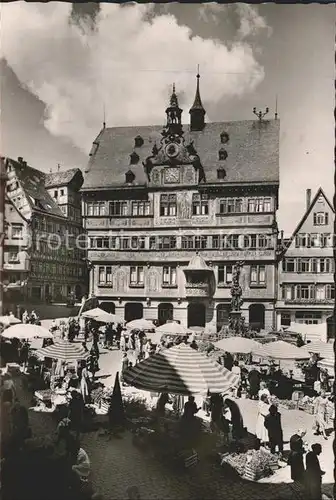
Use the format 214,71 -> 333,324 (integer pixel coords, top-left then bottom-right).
0,158 -> 8,314
276,188 -> 335,337
82,79 -> 280,332
3,157 -> 87,308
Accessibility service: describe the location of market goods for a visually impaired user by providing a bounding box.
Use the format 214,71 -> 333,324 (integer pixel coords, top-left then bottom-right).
220,448 -> 276,480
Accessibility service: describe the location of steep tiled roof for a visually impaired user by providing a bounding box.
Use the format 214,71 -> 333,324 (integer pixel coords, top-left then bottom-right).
83,119 -> 280,190
45,168 -> 82,188
8,158 -> 65,218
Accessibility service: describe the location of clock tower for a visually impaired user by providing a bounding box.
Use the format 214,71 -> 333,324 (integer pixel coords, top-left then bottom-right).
143,85 -> 205,185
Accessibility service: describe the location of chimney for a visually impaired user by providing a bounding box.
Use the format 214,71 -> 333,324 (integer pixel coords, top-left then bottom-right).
306,189 -> 312,211
17,157 -> 23,163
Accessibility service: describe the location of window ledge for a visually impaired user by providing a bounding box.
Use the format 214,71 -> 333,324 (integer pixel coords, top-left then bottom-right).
98,283 -> 113,288
215,211 -> 273,217
250,284 -> 267,288
129,283 -> 145,288
162,284 -> 178,289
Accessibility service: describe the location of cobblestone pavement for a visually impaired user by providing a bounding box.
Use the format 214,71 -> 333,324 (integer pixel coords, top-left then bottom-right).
17,344 -> 334,500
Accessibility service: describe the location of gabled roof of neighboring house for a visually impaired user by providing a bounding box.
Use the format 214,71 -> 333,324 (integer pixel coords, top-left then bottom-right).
278,187 -> 334,257
45,168 -> 83,188
6,157 -> 65,218
83,118 -> 280,190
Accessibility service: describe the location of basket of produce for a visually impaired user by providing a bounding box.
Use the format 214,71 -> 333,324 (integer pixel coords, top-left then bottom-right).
220,452 -> 248,477
279,400 -> 297,410
221,449 -> 276,481
243,449 -> 275,481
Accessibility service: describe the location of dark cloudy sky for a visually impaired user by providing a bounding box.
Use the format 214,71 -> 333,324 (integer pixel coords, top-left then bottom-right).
1,3 -> 334,234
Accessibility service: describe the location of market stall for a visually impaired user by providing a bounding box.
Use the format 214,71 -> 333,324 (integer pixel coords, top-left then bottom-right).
123,343 -> 239,394
31,340 -> 90,412
122,343 -> 240,467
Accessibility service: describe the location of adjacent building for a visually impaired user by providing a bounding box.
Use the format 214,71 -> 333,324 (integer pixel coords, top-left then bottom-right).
82,78 -> 280,331
276,188 -> 335,339
0,158 -> 8,314
3,157 -> 87,309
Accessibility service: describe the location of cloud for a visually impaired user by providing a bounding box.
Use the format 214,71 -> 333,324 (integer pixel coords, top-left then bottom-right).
236,4 -> 272,39
198,3 -> 228,24
1,2 -> 266,153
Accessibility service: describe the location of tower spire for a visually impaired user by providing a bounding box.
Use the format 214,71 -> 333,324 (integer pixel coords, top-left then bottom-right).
103,103 -> 106,129
189,67 -> 206,131
165,83 -> 183,133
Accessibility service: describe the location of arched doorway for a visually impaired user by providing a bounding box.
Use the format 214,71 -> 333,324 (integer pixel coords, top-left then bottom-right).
158,303 -> 173,325
100,302 -> 115,314
216,304 -> 230,332
125,302 -> 143,323
188,302 -> 206,328
249,304 -> 265,332
75,285 -> 82,300
326,315 -> 335,340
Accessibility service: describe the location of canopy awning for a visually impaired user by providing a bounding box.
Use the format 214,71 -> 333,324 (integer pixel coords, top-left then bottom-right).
1,324 -> 53,340
252,340 -> 310,360
0,315 -> 21,326
123,343 -> 239,395
126,319 -> 156,331
81,307 -> 108,319
155,322 -> 192,336
214,336 -> 262,354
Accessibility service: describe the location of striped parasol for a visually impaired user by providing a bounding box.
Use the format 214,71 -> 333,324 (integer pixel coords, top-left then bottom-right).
303,340 -> 334,360
252,340 -> 310,360
123,343 -> 240,395
36,340 -> 89,362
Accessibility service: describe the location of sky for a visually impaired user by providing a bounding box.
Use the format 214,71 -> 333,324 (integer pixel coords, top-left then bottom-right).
1,2 -> 334,235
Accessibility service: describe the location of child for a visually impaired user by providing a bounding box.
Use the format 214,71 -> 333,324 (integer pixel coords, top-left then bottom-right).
264,404 -> 284,456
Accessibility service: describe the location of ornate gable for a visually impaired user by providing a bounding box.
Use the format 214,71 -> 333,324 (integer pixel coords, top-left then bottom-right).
143,85 -> 205,186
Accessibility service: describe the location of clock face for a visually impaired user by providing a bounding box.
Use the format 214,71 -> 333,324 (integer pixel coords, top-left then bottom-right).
164,167 -> 180,184
165,143 -> 180,158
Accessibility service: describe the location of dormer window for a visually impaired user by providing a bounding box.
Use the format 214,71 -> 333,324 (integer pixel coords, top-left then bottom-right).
220,132 -> 229,144
218,148 -> 228,161
130,152 -> 139,165
217,168 -> 226,180
125,170 -> 135,184
134,135 -> 144,148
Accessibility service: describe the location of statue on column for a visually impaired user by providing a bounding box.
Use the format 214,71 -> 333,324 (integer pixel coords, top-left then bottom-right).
228,260 -> 247,337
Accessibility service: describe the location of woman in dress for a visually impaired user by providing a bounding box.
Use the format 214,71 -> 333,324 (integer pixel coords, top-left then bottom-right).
224,398 -> 245,440
288,429 -> 306,482
79,362 -> 90,404
255,393 -> 270,446
258,380 -> 271,400
313,391 -> 328,439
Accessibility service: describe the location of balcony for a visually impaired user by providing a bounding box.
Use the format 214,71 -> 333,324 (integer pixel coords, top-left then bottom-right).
185,282 -> 210,298
284,298 -> 334,305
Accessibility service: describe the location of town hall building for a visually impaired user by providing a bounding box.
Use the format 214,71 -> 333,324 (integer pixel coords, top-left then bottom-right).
82,75 -> 280,332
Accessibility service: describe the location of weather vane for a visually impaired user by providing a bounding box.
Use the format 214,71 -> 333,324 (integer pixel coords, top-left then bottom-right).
253,106 -> 269,121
